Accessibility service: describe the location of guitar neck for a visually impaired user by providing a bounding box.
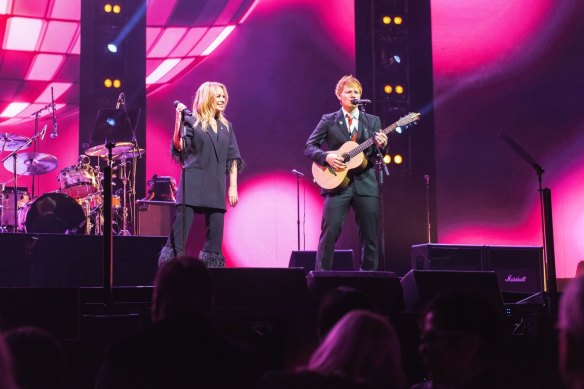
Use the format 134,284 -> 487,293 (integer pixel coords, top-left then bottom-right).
347,120 -> 400,158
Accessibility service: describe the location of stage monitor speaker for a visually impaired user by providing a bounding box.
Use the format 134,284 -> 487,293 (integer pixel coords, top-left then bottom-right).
137,200 -> 175,236
306,271 -> 404,314
485,246 -> 543,294
411,244 -> 483,271
400,270 -> 503,313
208,268 -> 308,319
289,250 -> 354,274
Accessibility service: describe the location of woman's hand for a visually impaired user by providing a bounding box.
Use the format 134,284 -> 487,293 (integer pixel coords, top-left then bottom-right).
228,186 -> 238,207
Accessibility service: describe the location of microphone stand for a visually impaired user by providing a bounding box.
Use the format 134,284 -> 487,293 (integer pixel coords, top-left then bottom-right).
360,104 -> 389,271
291,170 -> 304,250
500,134 -> 558,317
180,116 -> 188,255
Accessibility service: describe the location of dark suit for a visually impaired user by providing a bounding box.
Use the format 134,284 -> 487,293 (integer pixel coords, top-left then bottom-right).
305,109 -> 382,270
162,117 -> 242,264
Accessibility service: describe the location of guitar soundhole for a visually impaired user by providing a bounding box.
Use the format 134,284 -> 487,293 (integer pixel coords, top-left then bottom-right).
342,153 -> 350,163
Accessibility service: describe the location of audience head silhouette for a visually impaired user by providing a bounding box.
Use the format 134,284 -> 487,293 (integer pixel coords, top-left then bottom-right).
308,309 -> 405,389
4,326 -> 67,389
559,275 -> 584,389
317,286 -> 376,340
0,334 -> 17,389
151,256 -> 213,322
417,290 -> 505,388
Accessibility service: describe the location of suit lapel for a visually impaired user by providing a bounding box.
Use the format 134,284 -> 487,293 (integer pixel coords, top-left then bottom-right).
204,126 -> 220,162
335,110 -> 351,141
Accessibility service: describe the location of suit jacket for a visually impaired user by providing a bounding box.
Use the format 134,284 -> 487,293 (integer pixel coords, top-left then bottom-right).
304,109 -> 382,196
172,116 -> 242,210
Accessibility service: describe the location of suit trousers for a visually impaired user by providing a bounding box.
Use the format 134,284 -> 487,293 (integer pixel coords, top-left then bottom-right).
166,205 -> 225,255
315,183 -> 379,271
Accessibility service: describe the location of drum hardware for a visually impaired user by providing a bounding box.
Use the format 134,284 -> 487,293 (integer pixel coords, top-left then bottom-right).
0,133 -> 32,152
84,142 -> 134,158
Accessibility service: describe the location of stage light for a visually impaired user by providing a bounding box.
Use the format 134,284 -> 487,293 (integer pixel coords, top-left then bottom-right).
113,4 -> 121,14
384,84 -> 393,94
113,79 -> 121,88
394,154 -> 403,164
107,43 -> 118,53
104,78 -> 113,88
383,154 -> 392,164
394,16 -> 403,25
392,55 -> 401,64
395,85 -> 404,94
382,16 -> 391,25
104,4 -> 112,13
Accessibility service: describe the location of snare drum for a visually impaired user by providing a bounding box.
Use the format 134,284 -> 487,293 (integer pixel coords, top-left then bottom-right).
19,192 -> 85,234
58,164 -> 98,199
1,186 -> 30,231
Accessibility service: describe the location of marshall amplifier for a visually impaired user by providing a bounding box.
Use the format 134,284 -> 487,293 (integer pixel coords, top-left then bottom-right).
411,244 -> 543,295
484,246 -> 543,294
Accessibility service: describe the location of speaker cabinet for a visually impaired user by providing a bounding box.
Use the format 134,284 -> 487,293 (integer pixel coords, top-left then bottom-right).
289,250 -> 354,274
307,271 -> 404,314
400,270 -> 503,312
411,244 -> 542,295
137,200 -> 175,236
485,246 -> 543,294
411,244 -> 483,271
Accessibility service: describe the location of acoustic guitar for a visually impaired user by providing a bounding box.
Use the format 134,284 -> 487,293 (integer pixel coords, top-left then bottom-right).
312,112 -> 421,191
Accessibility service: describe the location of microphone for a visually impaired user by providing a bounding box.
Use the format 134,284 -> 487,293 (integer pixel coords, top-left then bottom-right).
291,169 -> 304,177
50,87 -> 58,138
351,99 -> 372,105
173,100 -> 192,116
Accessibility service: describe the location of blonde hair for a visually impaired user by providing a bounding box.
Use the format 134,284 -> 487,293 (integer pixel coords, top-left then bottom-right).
308,310 -> 405,388
335,75 -> 363,98
192,81 -> 229,131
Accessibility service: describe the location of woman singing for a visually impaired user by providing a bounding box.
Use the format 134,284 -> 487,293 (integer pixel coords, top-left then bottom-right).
158,82 -> 243,267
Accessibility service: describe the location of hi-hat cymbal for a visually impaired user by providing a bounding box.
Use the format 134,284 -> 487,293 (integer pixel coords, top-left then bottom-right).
0,133 -> 31,152
113,148 -> 145,160
84,142 -> 134,157
3,152 -> 58,175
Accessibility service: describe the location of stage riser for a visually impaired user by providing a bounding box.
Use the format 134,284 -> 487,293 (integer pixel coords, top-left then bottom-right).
0,233 -> 165,287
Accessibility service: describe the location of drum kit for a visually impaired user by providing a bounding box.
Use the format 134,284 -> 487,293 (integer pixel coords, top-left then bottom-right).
0,132 -> 144,235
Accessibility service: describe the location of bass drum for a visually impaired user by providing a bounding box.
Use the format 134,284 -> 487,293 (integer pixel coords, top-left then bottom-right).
19,192 -> 85,234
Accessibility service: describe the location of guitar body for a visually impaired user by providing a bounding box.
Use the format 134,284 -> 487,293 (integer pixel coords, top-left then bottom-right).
312,141 -> 367,191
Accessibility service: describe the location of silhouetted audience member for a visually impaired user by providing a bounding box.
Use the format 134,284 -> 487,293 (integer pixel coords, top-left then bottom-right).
317,286 -> 376,340
412,291 -> 507,389
95,256 -> 262,389
4,326 -> 67,389
0,334 -> 17,389
263,309 -> 405,389
559,275 -> 584,389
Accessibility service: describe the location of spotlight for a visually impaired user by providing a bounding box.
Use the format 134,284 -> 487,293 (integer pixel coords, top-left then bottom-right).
394,16 -> 403,25
104,4 -> 112,13
107,43 -> 118,53
383,154 -> 392,164
384,85 -> 393,94
392,55 -> 401,64
106,117 -> 117,127
104,78 -> 113,88
113,4 -> 121,13
395,85 -> 404,94
113,79 -> 121,88
394,154 -> 403,164
382,16 -> 391,25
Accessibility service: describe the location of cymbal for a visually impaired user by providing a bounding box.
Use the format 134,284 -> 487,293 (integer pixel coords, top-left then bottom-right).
84,142 -> 134,157
3,152 -> 58,175
113,148 -> 145,160
0,133 -> 31,152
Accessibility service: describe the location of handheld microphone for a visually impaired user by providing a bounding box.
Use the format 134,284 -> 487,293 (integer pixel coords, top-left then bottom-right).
291,169 -> 304,177
351,99 -> 372,105
173,100 -> 192,116
50,87 -> 58,138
